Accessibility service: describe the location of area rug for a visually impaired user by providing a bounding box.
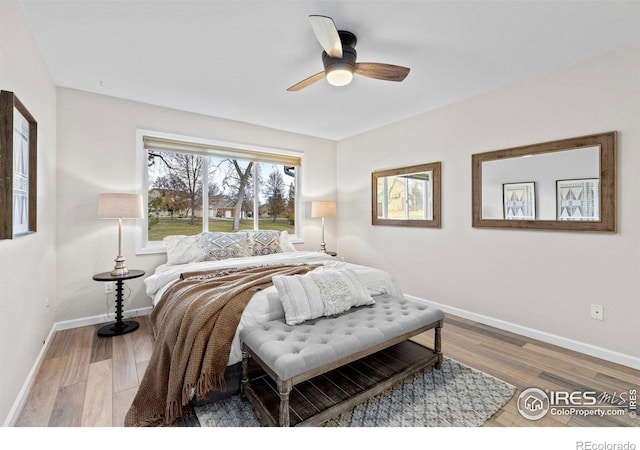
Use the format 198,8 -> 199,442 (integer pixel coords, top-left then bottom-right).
194,358 -> 515,427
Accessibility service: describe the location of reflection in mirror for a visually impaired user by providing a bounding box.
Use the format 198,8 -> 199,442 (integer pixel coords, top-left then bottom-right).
372,162 -> 441,228
377,171 -> 433,220
481,146 -> 599,220
472,132 -> 616,232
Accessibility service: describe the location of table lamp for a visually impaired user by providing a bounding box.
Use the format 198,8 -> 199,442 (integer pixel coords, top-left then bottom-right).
98,193 -> 144,276
311,201 -> 336,253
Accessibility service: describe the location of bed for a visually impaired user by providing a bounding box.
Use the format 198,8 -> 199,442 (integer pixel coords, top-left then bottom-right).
125,230 -> 405,426
145,254 -> 404,368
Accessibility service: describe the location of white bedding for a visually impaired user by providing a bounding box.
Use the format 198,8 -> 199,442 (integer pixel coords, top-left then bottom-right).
145,251 -> 404,365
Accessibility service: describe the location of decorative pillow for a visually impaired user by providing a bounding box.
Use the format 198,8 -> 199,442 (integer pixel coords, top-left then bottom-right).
163,234 -> 202,265
198,232 -> 250,261
319,268 -> 375,308
273,273 -> 326,326
246,230 -> 283,256
279,230 -> 296,252
273,268 -> 374,326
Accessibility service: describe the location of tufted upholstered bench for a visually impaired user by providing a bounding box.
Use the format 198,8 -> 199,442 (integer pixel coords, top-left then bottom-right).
239,294 -> 444,426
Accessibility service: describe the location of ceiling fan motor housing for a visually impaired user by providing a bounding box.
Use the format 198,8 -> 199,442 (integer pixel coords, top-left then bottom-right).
322,46 -> 357,73
322,30 -> 358,74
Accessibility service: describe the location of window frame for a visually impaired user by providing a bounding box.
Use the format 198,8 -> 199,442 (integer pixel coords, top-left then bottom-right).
135,129 -> 304,254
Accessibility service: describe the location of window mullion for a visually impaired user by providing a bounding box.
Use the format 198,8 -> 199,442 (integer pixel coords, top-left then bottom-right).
422,180 -> 427,220
382,177 -> 388,219
202,156 -> 209,232
253,163 -> 259,230
404,178 -> 409,220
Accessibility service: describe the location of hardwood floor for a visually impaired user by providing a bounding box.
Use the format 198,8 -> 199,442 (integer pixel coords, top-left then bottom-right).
14,314 -> 639,427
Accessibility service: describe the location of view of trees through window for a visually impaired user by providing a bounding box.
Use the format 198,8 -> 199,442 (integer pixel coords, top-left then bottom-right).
147,150 -> 296,241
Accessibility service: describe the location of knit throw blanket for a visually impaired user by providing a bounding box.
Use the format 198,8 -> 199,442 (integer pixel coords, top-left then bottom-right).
124,263 -> 319,427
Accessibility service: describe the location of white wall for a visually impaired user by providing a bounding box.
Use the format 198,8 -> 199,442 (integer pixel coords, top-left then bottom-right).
337,44 -> 640,364
56,88 -> 337,321
0,2 -> 57,424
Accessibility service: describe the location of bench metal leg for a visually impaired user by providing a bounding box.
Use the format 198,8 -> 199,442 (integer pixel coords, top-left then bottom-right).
277,379 -> 293,427
435,320 -> 443,368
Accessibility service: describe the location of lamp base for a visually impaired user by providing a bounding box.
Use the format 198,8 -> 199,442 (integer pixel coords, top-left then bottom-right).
319,241 -> 327,253
111,255 -> 129,276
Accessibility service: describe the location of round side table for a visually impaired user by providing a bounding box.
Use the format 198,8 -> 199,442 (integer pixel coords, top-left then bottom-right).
93,269 -> 145,337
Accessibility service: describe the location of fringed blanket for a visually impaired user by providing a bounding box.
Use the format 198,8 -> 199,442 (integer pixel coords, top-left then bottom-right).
124,263 -> 319,427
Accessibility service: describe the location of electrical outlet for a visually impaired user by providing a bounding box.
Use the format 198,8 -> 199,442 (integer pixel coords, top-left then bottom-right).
104,282 -> 114,294
45,297 -> 49,308
590,304 -> 604,321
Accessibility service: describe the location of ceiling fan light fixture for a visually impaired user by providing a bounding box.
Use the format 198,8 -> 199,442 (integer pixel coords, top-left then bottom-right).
322,45 -> 357,87
326,66 -> 354,86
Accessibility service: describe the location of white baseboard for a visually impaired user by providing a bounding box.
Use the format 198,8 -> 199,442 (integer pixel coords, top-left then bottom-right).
3,306 -> 153,427
405,294 -> 640,371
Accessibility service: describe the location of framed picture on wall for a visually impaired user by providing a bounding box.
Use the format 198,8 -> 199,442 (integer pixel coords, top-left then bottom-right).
503,182 -> 536,220
0,90 -> 38,239
556,178 -> 600,221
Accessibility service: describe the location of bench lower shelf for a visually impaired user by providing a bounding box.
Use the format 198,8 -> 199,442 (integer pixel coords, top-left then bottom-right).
242,339 -> 440,427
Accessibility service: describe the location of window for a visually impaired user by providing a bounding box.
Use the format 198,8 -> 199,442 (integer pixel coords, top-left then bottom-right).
137,131 -> 302,252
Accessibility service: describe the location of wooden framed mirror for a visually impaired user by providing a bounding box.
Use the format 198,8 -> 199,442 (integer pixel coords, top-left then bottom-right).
372,162 -> 441,228
0,91 -> 38,239
472,132 -> 616,232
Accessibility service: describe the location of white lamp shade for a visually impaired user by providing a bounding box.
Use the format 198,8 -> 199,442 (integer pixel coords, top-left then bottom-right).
98,193 -> 144,219
311,201 -> 336,219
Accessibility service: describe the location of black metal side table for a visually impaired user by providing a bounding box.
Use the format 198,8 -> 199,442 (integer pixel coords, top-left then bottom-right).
93,269 -> 145,337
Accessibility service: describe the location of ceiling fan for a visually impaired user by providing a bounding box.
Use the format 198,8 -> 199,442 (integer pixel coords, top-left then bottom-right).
287,15 -> 410,92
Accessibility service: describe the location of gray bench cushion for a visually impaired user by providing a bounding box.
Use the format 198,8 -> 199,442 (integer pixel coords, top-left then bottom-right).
239,294 -> 444,380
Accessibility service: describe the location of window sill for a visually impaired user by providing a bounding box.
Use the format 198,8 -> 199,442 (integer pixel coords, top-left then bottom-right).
136,241 -> 166,255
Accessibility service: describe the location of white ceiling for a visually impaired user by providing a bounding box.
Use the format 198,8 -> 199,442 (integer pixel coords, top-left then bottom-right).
20,1 -> 640,141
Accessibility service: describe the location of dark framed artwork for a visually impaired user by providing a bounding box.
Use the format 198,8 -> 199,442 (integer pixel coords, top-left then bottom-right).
0,91 -> 37,239
503,182 -> 536,220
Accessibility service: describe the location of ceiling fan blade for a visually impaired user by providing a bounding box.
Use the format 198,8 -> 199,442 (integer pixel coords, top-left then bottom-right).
308,15 -> 343,58
287,71 -> 326,92
355,63 -> 410,82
